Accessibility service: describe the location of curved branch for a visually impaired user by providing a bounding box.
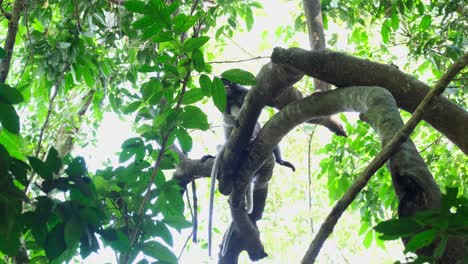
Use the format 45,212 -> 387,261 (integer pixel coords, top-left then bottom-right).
302,52 -> 467,263
271,47 -> 468,154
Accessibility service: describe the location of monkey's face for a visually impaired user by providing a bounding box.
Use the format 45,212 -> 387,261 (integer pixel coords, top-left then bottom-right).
225,86 -> 245,116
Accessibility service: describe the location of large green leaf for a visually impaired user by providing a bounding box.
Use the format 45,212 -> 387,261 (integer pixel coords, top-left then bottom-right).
0,103 -> 20,134
183,36 -> 210,52
404,229 -> 437,253
45,224 -> 66,261
64,217 -> 82,247
181,88 -> 204,105
211,77 -> 227,112
174,14 -> 198,34
221,69 -> 256,86
45,147 -> 62,175
199,74 -> 212,96
180,106 -> 209,130
28,157 -> 53,180
123,0 -> 147,13
191,49 -> 205,72
374,218 -> 423,238
0,84 -> 24,104
142,241 -> 177,264
0,47 -> 6,59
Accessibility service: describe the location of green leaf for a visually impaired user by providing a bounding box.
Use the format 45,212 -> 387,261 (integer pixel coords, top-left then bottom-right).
45,147 -> 62,174
192,49 -> 205,72
45,224 -> 66,261
119,148 -> 136,163
174,14 -> 198,34
374,218 -> 423,237
100,228 -> 131,253
153,31 -> 174,43
28,157 -> 53,180
80,231 -> 99,259
183,36 -> 210,52
0,144 -> 11,174
363,230 -> 373,248
133,16 -> 154,29
0,103 -> 20,134
142,24 -> 163,40
0,84 -> 24,104
176,128 -> 192,153
0,228 -> 20,256
142,241 -> 177,264
381,20 -> 390,44
221,69 -> 256,86
124,0 -> 147,13
64,157 -> 87,178
199,74 -> 212,96
245,7 -> 254,31
391,8 -> 399,31
64,217 -> 82,247
0,47 -> 6,59
154,222 -> 173,247
405,229 -> 437,253
181,88 -> 204,105
163,215 -> 192,230
212,77 -> 227,112
180,106 -> 209,130
419,15 -> 432,31
123,101 -> 142,114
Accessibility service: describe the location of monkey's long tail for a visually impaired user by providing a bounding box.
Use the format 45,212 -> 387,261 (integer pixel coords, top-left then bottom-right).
208,146 -> 224,257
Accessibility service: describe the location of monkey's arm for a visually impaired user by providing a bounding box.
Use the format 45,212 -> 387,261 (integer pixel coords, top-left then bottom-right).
273,147 -> 296,171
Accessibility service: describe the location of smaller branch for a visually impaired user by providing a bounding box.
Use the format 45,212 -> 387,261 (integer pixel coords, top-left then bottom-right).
222,32 -> 255,58
178,231 -> 193,260
301,52 -> 468,263
207,56 -> 270,64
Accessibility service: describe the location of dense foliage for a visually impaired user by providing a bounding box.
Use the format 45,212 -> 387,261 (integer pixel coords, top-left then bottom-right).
0,0 -> 466,263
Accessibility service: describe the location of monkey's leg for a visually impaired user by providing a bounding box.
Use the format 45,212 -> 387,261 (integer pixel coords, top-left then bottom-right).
273,146 -> 296,172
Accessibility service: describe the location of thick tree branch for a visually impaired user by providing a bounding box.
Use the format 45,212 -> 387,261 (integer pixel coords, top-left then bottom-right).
218,62 -> 304,195
302,53 -> 468,263
0,0 -> 26,84
271,47 -> 468,154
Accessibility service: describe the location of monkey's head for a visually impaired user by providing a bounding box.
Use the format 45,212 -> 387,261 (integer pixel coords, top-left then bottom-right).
221,78 -> 248,116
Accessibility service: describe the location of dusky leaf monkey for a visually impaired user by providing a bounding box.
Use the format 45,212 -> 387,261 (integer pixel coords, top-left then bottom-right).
205,77 -> 295,256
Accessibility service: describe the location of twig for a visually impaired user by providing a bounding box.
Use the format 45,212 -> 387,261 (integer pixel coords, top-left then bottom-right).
207,56 -> 270,64
178,231 -> 193,260
301,52 -> 468,263
222,32 -> 255,57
